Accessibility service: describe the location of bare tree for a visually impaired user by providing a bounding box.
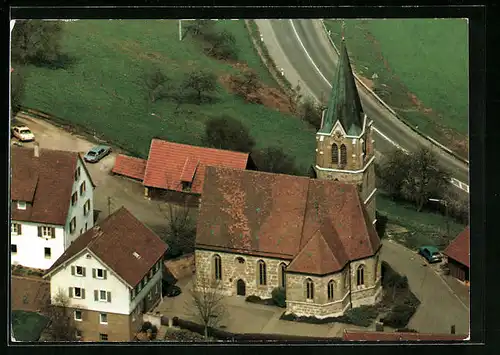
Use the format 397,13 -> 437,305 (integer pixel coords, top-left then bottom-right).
402,147 -> 450,211
231,70 -> 261,103
183,69 -> 217,104
43,288 -> 78,342
184,20 -> 216,39
288,83 -> 303,114
378,149 -> 412,199
185,275 -> 227,339
204,29 -> 238,60
158,202 -> 196,259
298,96 -> 322,129
143,68 -> 170,103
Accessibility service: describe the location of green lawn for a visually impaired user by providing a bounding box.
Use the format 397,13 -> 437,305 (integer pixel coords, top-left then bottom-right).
12,310 -> 49,342
21,20 -> 315,171
324,19 -> 468,154
377,193 -> 466,250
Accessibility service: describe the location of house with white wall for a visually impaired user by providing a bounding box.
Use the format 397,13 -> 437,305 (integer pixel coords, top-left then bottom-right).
10,144 -> 95,270
43,207 -> 168,342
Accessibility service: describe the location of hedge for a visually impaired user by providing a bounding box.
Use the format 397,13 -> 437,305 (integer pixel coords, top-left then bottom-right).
280,305 -> 378,327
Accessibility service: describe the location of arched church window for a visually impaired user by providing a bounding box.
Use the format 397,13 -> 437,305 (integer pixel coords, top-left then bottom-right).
331,144 -> 339,164
340,144 -> 347,165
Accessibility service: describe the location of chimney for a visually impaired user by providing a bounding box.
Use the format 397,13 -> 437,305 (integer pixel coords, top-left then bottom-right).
33,142 -> 40,157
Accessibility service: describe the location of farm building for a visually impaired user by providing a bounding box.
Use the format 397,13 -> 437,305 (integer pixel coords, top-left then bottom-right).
112,138 -> 254,206
443,226 -> 470,284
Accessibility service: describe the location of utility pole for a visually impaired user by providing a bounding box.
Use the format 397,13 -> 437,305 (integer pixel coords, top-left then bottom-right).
179,20 -> 182,41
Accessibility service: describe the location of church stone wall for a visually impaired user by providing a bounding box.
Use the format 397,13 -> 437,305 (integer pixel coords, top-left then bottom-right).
194,249 -> 289,298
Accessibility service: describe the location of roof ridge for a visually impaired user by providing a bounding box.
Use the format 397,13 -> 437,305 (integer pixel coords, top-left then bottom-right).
151,138 -> 250,157
297,178 -> 313,251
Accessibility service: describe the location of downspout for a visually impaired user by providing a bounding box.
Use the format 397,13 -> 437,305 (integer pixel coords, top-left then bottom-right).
349,263 -> 353,310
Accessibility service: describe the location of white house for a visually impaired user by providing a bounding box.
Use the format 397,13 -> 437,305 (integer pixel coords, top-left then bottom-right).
43,207 -> 168,342
10,144 -> 95,270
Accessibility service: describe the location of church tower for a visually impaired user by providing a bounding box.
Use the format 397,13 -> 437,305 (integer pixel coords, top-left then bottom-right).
314,39 -> 377,223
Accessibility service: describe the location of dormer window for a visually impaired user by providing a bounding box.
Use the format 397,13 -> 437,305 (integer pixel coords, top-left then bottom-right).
181,181 -> 192,191
17,201 -> 26,210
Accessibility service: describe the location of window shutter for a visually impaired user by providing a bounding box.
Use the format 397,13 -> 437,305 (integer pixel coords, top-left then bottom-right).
80,310 -> 85,321
82,268 -> 86,277
18,224 -> 22,235
81,289 -> 85,299
71,266 -> 75,275
92,269 -> 96,278
38,227 -> 42,237
107,292 -> 111,303
51,227 -> 55,238
94,290 -> 98,301
69,287 -> 73,298
103,270 -> 107,280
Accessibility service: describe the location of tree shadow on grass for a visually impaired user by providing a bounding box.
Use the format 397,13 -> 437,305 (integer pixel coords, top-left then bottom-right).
33,54 -> 78,70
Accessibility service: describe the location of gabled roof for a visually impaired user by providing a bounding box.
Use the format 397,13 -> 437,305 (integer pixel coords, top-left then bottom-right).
45,207 -> 168,287
444,226 -> 470,268
10,146 -> 81,225
319,39 -> 364,136
112,154 -> 147,181
196,167 -> 380,274
343,330 -> 467,341
142,139 -> 249,194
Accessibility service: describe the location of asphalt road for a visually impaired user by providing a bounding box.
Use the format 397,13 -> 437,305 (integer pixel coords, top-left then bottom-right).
381,240 -> 469,335
257,19 -> 469,192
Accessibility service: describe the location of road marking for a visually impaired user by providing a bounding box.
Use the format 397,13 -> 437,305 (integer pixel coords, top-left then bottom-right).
288,19 -> 469,194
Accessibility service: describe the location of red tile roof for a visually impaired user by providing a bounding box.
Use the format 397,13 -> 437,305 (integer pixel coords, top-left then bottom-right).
179,157 -> 200,183
112,154 -> 147,181
45,207 -> 168,287
143,139 -> 249,194
343,330 -> 467,341
444,226 -> 470,268
11,146 -> 82,225
196,167 -> 380,274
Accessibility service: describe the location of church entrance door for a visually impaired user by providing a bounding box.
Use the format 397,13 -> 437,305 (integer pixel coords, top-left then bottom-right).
236,279 -> 246,296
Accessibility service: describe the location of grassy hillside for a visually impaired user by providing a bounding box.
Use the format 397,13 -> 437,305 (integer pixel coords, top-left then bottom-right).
324,19 -> 468,156
21,20 -> 316,170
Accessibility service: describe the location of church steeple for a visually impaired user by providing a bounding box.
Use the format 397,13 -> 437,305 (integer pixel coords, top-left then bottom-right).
319,39 -> 364,136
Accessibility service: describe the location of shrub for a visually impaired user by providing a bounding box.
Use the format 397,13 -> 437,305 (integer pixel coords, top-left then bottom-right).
343,305 -> 379,327
383,304 -> 416,328
271,287 -> 286,308
165,328 -> 212,341
245,295 -> 262,303
141,321 -> 152,332
397,328 -> 418,333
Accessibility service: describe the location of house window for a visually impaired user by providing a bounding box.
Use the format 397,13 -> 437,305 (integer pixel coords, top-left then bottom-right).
96,268 -> 105,279
11,245 -> 17,254
148,291 -> 152,301
38,226 -> 55,238
279,263 -> 286,288
331,143 -> 339,164
356,265 -> 365,286
70,217 -> 76,233
258,260 -> 267,286
141,278 -> 146,288
74,310 -> 82,321
362,139 -> 366,157
11,223 -> 21,235
71,192 -> 78,206
44,247 -> 51,259
83,199 -> 91,216
340,144 -> 347,165
306,278 -> 314,300
75,167 -> 81,181
149,269 -> 154,278
17,201 -> 26,210
327,280 -> 335,301
100,313 -> 108,324
74,266 -> 85,277
213,255 -> 222,281
79,181 -> 86,196
236,257 -> 245,264
85,222 -> 88,231
76,329 -> 82,338
131,289 -> 136,299
95,290 -> 111,303
73,287 -> 83,299
99,333 -> 108,341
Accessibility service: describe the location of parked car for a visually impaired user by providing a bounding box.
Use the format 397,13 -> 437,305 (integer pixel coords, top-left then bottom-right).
11,126 -> 35,142
418,246 -> 443,263
162,282 -> 181,298
83,145 -> 112,163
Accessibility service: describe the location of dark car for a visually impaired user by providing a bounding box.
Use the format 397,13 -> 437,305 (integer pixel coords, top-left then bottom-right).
163,284 -> 181,298
83,145 -> 111,163
418,246 -> 442,263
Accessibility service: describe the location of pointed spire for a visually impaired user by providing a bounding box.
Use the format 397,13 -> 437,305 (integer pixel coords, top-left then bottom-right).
318,33 -> 364,136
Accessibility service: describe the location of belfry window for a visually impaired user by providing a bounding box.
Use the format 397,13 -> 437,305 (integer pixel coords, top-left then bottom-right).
331,144 -> 339,164
340,144 -> 347,165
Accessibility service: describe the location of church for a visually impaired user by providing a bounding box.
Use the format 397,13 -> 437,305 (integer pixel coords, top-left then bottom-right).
194,39 -> 381,318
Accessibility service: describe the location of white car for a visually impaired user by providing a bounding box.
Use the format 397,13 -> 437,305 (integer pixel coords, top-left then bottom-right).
11,126 -> 35,142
